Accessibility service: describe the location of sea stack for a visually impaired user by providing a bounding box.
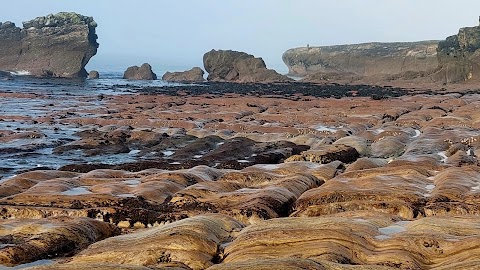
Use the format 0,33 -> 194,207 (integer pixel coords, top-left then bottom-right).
123,63 -> 157,80
203,49 -> 291,83
162,67 -> 205,82
0,12 -> 98,78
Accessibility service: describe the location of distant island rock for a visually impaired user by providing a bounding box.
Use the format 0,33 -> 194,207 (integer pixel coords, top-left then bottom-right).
123,63 -> 157,80
203,49 -> 291,83
283,20 -> 480,85
162,67 -> 205,82
0,12 -> 98,78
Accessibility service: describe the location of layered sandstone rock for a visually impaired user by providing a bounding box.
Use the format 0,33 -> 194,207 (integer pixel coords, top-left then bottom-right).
162,67 -> 205,82
221,216 -> 480,269
66,214 -> 243,270
123,63 -> 157,80
282,41 -> 439,77
0,12 -> 98,78
203,49 -> 291,83
0,217 -> 118,266
283,20 -> 480,86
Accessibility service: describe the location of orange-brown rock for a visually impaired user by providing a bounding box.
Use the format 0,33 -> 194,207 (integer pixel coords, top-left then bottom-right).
66,214 -> 243,270
0,217 -> 118,266
221,216 -> 480,269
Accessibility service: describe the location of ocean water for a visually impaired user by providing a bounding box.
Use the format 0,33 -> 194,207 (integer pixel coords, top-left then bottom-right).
0,72 -> 185,181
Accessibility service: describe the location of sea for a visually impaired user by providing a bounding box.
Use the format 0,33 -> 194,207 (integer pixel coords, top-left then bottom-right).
0,71 -> 185,182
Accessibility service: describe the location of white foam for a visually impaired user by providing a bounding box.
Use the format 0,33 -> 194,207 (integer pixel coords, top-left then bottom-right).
162,150 -> 175,157
193,155 -> 203,159
237,160 -> 250,163
169,162 -> 181,165
60,187 -> 92,196
413,130 -> 421,138
472,184 -> 480,191
128,149 -> 141,155
9,70 -> 31,76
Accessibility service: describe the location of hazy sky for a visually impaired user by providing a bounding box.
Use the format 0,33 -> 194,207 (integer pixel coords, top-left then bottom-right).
2,1 -> 480,74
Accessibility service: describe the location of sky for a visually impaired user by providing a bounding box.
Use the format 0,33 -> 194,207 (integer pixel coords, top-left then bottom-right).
2,1 -> 480,74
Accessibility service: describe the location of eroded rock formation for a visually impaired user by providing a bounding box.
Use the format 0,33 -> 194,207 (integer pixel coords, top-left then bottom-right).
203,49 -> 291,83
0,217 -> 118,266
0,12 -> 98,78
123,63 -> 157,80
162,67 -> 205,82
3,85 -> 480,269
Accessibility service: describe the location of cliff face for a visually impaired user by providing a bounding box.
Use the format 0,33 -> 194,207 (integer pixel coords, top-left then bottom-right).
283,20 -> 480,85
0,12 -> 98,78
282,41 -> 439,77
435,23 -> 480,83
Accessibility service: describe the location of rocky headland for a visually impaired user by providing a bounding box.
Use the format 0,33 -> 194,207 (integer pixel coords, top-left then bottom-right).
283,20 -> 480,88
0,12 -> 98,78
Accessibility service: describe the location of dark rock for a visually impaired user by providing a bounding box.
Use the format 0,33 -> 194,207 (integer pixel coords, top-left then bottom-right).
88,70 -> 99,79
123,63 -> 157,80
286,144 -> 360,164
162,67 -> 205,82
203,49 -> 291,83
0,12 -> 98,78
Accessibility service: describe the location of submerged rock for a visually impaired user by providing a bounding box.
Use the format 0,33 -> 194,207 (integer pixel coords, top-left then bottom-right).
203,49 -> 291,83
162,67 -> 205,82
123,63 -> 157,80
0,12 -> 98,78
